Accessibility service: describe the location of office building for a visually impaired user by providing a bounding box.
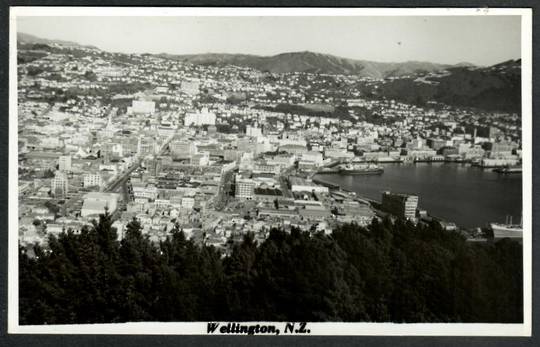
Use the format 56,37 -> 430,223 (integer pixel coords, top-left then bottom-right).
246,125 -> 263,138
170,140 -> 195,160
83,173 -> 103,188
381,191 -> 418,220
58,155 -> 72,172
130,100 -> 156,114
184,108 -> 216,126
235,177 -> 255,199
51,171 -> 69,198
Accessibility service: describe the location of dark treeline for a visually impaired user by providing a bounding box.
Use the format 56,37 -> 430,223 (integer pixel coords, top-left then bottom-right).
19,214 -> 522,324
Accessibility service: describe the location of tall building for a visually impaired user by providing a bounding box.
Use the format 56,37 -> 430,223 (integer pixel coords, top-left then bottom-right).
191,152 -> 210,166
475,126 -> 502,139
137,136 -> 156,156
406,137 -> 424,150
489,141 -> 516,154
122,138 -> 139,156
51,171 -> 68,198
381,191 -> 418,220
237,137 -> 255,153
184,108 -> 216,126
246,125 -> 262,138
58,155 -> 72,172
181,197 -> 195,210
235,176 -> 255,199
170,140 -> 195,160
83,173 -> 103,188
130,100 -> 156,114
427,138 -> 447,151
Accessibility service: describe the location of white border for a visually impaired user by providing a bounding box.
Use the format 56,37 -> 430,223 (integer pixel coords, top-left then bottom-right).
7,7 -> 533,16
8,7 -> 533,336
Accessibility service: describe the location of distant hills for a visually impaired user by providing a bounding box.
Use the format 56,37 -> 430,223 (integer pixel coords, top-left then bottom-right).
20,31 -> 465,78
369,60 -> 521,112
17,32 -> 521,112
160,51 -> 465,79
17,32 -> 98,49
165,51 -> 520,112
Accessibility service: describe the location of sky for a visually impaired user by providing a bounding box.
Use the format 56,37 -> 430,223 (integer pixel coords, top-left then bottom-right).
16,15 -> 521,66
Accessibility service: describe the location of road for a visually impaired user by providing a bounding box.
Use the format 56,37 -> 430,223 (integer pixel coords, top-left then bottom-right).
62,130 -> 177,215
104,161 -> 142,193
105,131 -> 177,193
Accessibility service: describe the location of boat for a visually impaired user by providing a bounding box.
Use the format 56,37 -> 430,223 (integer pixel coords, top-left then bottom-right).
338,163 -> 384,175
489,215 -> 522,240
444,155 -> 464,163
493,166 -> 522,174
490,223 -> 523,239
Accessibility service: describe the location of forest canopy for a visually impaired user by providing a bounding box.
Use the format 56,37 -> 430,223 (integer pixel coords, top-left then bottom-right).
19,213 -> 523,324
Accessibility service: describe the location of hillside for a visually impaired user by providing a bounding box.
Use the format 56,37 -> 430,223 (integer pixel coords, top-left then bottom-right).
369,60 -> 521,112
17,32 -> 520,112
17,32 -> 98,49
162,51 -> 454,78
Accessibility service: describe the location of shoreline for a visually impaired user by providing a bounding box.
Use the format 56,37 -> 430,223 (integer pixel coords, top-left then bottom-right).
311,164 -> 519,231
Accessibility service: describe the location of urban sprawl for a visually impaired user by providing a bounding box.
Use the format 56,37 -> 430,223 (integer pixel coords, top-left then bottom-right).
18,42 -> 522,252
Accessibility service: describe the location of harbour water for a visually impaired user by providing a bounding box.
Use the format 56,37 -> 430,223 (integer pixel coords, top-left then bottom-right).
315,162 -> 523,228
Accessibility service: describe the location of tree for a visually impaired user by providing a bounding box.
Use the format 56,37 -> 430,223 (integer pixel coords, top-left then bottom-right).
18,218 -> 523,324
42,169 -> 55,178
84,70 -> 97,82
223,233 -> 258,320
27,66 -> 44,76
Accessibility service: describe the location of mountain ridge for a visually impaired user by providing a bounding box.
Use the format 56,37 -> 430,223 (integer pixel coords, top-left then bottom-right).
160,51 -> 464,78
17,32 -> 521,112
18,32 -> 98,49
19,31 -> 478,78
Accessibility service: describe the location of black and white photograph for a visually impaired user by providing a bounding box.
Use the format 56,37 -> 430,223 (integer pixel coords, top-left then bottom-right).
8,7 -> 532,336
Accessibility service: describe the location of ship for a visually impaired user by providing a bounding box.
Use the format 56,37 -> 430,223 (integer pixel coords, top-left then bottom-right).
338,163 -> 384,175
489,215 -> 522,240
493,166 -> 522,174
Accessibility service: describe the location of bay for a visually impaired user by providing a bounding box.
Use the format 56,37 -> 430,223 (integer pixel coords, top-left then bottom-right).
315,162 -> 523,228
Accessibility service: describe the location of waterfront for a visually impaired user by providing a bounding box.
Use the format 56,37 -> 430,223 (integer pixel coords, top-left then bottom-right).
315,163 -> 522,228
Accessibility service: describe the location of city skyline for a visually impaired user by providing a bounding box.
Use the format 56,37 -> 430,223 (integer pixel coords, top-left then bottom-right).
17,15 -> 521,66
